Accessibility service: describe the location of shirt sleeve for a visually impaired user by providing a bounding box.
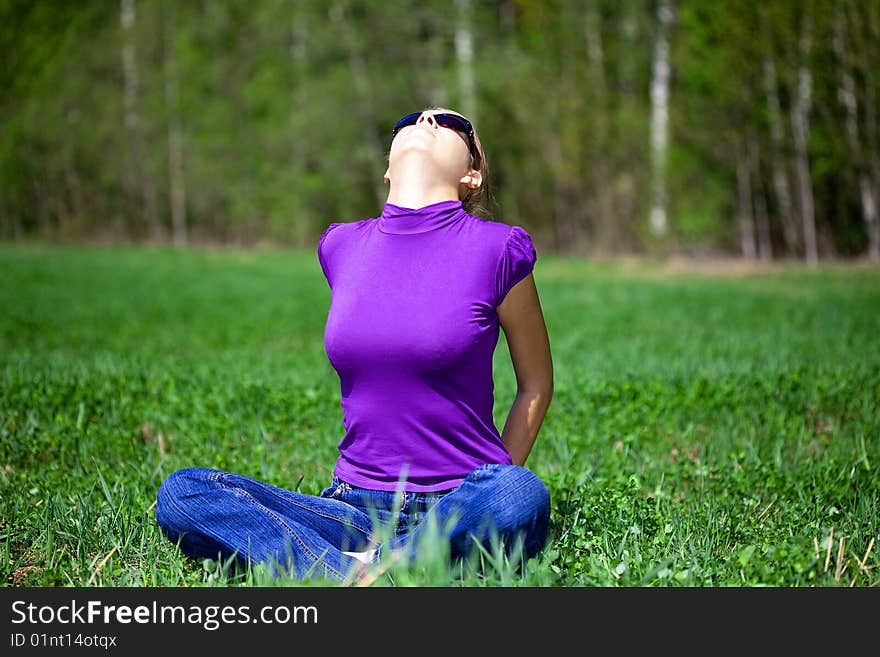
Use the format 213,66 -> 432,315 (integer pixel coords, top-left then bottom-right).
493,225 -> 537,307
317,222 -> 344,288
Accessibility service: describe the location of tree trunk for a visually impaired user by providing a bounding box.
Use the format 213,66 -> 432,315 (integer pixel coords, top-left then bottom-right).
648,0 -> 673,238
63,141 -> 85,231
584,1 -> 615,254
290,4 -> 309,247
454,0 -> 477,124
164,0 -> 187,246
736,145 -> 756,259
864,7 -> 880,241
834,7 -> 879,261
748,133 -> 773,261
615,1 -> 640,249
790,14 -> 817,265
762,55 -> 798,256
121,0 -> 161,240
121,0 -> 138,237
34,176 -> 49,235
864,65 -> 880,261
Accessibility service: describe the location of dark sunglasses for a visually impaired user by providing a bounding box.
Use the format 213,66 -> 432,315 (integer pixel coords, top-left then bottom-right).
392,112 -> 480,168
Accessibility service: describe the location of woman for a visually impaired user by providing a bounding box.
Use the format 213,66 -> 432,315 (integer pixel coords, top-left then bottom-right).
155,107 -> 554,583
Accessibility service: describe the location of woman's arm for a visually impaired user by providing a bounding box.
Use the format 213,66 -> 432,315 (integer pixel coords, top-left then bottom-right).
496,272 -> 553,466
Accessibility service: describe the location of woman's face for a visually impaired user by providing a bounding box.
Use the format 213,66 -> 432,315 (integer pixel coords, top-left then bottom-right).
388,109 -> 474,177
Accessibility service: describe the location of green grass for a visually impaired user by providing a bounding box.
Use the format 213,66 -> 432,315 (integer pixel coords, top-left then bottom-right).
1,243 -> 878,587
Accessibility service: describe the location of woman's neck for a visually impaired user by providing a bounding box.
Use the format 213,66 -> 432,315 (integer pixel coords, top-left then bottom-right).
384,157 -> 461,209
385,186 -> 459,209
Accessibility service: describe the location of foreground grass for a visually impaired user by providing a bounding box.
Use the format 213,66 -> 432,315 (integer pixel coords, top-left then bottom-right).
1,243 -> 877,587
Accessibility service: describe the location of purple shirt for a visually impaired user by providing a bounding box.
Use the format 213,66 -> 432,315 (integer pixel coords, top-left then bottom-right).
317,199 -> 537,492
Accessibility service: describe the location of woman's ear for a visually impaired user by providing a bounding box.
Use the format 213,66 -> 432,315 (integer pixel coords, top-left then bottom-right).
459,169 -> 482,189
383,168 -> 390,184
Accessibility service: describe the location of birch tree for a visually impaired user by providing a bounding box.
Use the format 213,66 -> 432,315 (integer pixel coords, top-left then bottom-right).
290,2 -> 311,246
454,0 -> 476,124
834,5 -> 879,261
121,0 -> 137,220
649,0 -> 673,238
584,1 -> 615,252
163,0 -> 186,246
736,140 -> 757,259
762,53 -> 798,256
748,132 -> 773,260
121,0 -> 160,239
790,12 -> 817,265
865,9 -> 880,259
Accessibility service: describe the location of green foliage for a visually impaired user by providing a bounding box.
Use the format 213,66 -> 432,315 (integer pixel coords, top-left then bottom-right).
1,244 -> 878,587
3,1 -> 878,258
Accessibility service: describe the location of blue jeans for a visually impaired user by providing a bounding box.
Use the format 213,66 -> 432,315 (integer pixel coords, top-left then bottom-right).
155,463 -> 551,582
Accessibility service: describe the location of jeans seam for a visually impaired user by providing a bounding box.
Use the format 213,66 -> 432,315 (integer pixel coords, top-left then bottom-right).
230,486 -> 348,580
223,472 -> 373,536
214,473 -> 350,579
287,497 -> 372,535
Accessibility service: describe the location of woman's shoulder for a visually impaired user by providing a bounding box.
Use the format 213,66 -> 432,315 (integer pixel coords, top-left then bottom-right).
318,217 -> 374,250
317,218 -> 377,287
462,213 -> 536,254
460,212 -> 512,236
319,217 -> 374,239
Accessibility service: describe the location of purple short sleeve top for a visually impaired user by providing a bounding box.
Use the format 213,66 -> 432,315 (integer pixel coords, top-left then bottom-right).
317,199 -> 537,492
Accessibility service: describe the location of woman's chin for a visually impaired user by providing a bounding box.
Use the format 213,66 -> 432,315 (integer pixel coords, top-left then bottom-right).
394,137 -> 433,157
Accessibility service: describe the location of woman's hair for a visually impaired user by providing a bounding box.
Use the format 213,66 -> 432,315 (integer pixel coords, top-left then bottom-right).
429,106 -> 489,217
462,131 -> 490,217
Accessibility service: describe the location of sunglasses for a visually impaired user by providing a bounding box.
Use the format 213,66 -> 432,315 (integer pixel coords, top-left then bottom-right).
392,112 -> 480,168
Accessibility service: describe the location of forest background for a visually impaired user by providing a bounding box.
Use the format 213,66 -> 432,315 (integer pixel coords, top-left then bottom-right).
3,0 -> 879,263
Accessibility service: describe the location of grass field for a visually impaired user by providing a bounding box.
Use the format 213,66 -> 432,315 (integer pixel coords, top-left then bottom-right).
1,243 -> 878,587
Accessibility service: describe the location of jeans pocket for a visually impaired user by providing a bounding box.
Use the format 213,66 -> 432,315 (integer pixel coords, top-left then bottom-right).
320,477 -> 349,499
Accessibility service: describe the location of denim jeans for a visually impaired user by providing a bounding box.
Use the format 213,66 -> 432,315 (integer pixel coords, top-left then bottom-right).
155,463 -> 551,583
